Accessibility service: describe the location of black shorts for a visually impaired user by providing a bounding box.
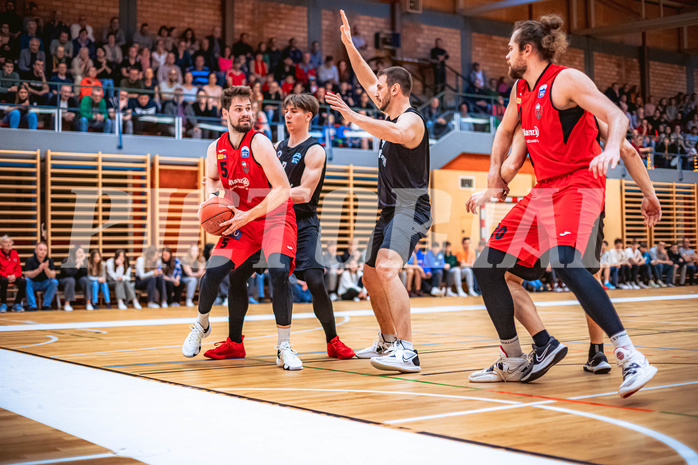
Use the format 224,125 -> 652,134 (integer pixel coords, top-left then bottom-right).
509,209 -> 605,281
293,215 -> 325,279
365,206 -> 432,268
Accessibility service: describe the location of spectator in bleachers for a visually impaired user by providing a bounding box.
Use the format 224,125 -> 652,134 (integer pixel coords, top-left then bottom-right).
136,245 -> 166,308
133,23 -> 153,50
47,84 -> 78,130
0,21 -> 17,66
217,45 -> 233,78
207,26 -> 224,61
338,259 -> 367,301
50,45 -> 69,75
189,55 -> 209,86
108,89 -> 133,134
608,238 -> 630,288
232,32 -> 253,59
266,37 -> 282,72
72,27 -> 95,60
424,97 -> 448,137
79,86 -> 111,133
403,251 -> 424,298
159,67 -> 180,101
0,59 -> 19,101
152,39 -> 167,71
317,56 -> 339,87
644,95 -> 656,116
443,241 -> 467,297
160,246 -> 183,306
22,2 -> 41,37
430,38 -> 448,94
157,52 -> 181,84
276,56 -> 295,83
43,10 -> 68,48
78,66 -> 101,99
71,47 -> 92,83
87,249 -> 110,309
106,249 -> 141,310
322,241 -> 341,297
668,242 -> 689,286
180,244 -> 205,307
0,234 -> 25,312
456,236 -> 478,296
251,51 -> 268,82
101,16 -> 123,47
665,97 -> 678,121
24,240 -> 58,311
226,57 -> 247,87
180,71 -> 197,102
679,238 -> 696,285
190,88 -> 216,138
94,47 -> 114,96
49,30 -> 72,58
604,82 -> 620,105
138,46 -> 151,73
180,28 -> 195,54
58,245 -> 88,311
351,26 -> 367,52
193,37 -> 215,71
142,68 -> 158,100
119,45 -> 141,80
69,15 -> 93,41
162,88 -> 192,134
24,58 -> 48,104
468,62 -> 484,91
18,37 -> 44,75
0,1 -> 22,39
19,19 -> 43,51
103,32 -> 122,65
130,93 -> 158,134
295,52 -> 316,85
282,37 -> 302,64
309,40 -> 322,69
3,84 -> 37,128
625,240 -> 647,289
423,242 -> 446,296
251,99 -> 270,138
120,67 -> 144,99
649,241 -> 672,287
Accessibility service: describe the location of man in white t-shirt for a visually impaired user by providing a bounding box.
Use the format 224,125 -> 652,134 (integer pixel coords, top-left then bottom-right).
679,238 -> 696,285
609,239 -> 630,289
625,239 -> 648,289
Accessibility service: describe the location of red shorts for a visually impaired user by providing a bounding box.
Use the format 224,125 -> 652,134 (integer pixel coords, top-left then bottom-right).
211,204 -> 297,275
487,169 -> 605,268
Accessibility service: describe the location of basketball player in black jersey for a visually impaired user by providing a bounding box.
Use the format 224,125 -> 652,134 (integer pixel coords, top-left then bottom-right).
275,93 -> 355,359
325,10 -> 432,373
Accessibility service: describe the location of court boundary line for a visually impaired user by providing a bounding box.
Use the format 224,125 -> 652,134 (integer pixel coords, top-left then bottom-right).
8,453 -> 116,465
0,347 -> 597,465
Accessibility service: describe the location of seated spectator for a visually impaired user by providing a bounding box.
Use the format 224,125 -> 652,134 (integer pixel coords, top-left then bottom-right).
174,39 -> 192,71
317,55 -> 339,87
226,57 -> 247,87
218,45 -> 233,75
135,245 -> 166,308
192,37 -> 215,71
47,84 -> 78,130
24,240 -> 58,311
24,58 -> 48,104
152,39 -> 167,71
295,52 -> 316,85
0,21 -> 18,66
70,15 -> 94,41
0,59 -> 19,102
423,242 -> 446,296
169,26 -> 183,54
138,46 -> 151,74
108,89 -> 134,134
443,241 -> 467,297
159,246 -> 183,306
79,86 -> 112,133
491,95 -> 506,120
106,249 -> 141,309
456,236 -> 478,296
0,234 -> 26,312
252,100 -> 270,138
1,1 -> 21,39
232,32 -> 253,59
72,28 -> 95,60
403,251 -> 425,297
250,51 -> 268,81
94,47 -> 114,96
289,273 -> 313,303
323,241 -> 341,297
58,245 -> 88,311
120,67 -> 145,98
608,238 -> 630,288
3,84 -> 37,129
180,244 -> 205,307
130,93 -> 159,134
679,238 -> 696,285
142,67 -> 158,101
87,249 -> 110,309
189,55 -> 209,86
103,32 -> 122,65
281,74 -> 295,96
19,19 -> 43,51
78,66 -> 101,99
189,89 -> 216,138
101,16 -> 124,46
49,30 -> 72,58
159,67 -> 181,101
423,97 -> 448,137
71,47 -> 92,83
43,10 -> 69,50
338,259 -> 367,301
649,241 -> 673,286
625,239 -> 647,289
497,77 -> 510,96
158,51 -> 182,84
23,3 -> 42,37
668,242 -> 689,286
180,71 -> 198,102
266,37 -> 282,71
18,37 -> 45,75
282,37 -> 302,64
119,45 -> 142,79
49,61 -> 70,93
275,56 -> 295,83
133,23 -> 153,50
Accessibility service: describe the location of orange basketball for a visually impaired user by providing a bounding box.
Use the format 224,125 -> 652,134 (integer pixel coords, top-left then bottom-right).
200,196 -> 235,236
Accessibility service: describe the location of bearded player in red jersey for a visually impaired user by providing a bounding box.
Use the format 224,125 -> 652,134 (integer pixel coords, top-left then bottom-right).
472,15 -> 657,398
182,86 -> 303,371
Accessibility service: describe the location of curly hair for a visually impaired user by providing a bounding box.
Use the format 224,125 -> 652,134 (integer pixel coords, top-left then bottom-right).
513,14 -> 569,63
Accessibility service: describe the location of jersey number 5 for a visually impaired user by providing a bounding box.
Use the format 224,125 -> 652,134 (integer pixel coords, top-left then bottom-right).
219,161 -> 228,178
220,237 -> 230,248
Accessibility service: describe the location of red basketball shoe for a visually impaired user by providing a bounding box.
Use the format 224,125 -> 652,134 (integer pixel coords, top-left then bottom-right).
327,336 -> 355,359
204,336 -> 246,359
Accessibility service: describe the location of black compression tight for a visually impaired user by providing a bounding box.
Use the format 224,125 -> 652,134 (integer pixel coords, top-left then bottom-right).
298,268 -> 337,342
473,247 -> 518,340
198,255 -> 236,316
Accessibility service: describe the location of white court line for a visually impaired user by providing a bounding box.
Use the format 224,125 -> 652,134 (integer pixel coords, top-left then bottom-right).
0,349 -> 567,465
385,401 -> 556,424
534,405 -> 698,465
11,335 -> 59,349
2,294 -> 696,333
9,453 -> 115,465
568,381 -> 698,400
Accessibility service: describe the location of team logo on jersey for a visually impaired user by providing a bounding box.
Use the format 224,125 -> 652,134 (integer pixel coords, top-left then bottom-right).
538,84 -> 547,98
523,127 -> 539,138
291,153 -> 302,164
516,98 -> 521,104
277,150 -> 282,158
535,103 -> 542,119
217,153 -> 227,160
232,229 -> 242,240
241,146 -> 250,158
241,160 -> 249,173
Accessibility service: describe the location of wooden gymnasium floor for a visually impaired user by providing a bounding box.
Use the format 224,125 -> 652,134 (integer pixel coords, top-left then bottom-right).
1,288 -> 698,465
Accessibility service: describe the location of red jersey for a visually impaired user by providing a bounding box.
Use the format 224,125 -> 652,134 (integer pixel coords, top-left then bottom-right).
215,130 -> 294,218
516,64 -> 602,182
0,249 -> 22,277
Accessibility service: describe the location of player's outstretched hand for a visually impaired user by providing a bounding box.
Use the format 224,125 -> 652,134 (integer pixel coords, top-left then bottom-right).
465,188 -> 506,214
326,91 -> 354,120
219,205 -> 249,237
641,194 -> 662,228
589,149 -> 620,178
339,10 -> 352,46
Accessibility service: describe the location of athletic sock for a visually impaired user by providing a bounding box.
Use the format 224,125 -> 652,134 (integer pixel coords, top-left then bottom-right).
277,327 -> 291,346
400,339 -> 414,351
321,321 -> 337,343
501,336 -> 523,357
532,330 -> 551,348
589,343 -> 604,359
382,333 -> 397,343
197,313 -> 209,332
610,331 -> 635,352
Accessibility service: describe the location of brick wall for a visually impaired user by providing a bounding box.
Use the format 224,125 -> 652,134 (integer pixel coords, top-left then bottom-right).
593,52 -> 640,93
30,0 -> 118,38
401,22 -> 461,94
649,61 -> 687,100
137,0 -> 221,42
471,33 -> 510,84
558,47 -> 584,72
233,1 -> 308,52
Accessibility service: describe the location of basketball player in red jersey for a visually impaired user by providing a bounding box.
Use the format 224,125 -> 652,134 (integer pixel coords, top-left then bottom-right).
182,86 -> 303,371
467,120 -> 660,382
472,15 -> 658,398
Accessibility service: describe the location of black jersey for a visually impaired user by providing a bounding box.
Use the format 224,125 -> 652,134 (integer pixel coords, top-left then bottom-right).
277,136 -> 326,219
377,107 -> 430,210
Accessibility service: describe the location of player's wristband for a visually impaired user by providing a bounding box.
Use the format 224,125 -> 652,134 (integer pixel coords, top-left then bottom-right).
208,191 -> 220,199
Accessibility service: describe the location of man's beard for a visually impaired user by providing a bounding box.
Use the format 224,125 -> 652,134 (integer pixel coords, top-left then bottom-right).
379,93 -> 391,112
508,60 -> 526,80
230,118 -> 251,133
